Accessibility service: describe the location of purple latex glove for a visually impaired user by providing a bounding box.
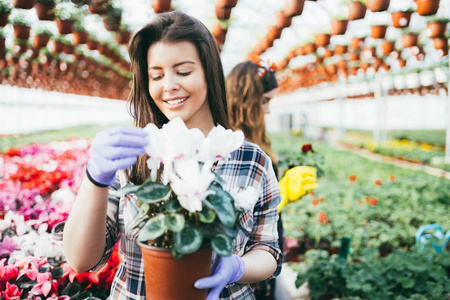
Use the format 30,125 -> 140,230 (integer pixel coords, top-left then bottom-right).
87,126 -> 148,186
194,254 -> 245,300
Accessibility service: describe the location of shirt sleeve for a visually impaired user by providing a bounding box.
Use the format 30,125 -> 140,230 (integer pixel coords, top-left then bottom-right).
244,154 -> 283,278
88,179 -> 120,272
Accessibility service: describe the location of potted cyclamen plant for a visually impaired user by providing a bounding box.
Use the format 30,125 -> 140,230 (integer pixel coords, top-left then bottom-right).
117,118 -> 255,300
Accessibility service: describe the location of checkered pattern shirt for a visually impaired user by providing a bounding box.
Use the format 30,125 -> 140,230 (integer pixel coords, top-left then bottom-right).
91,140 -> 282,299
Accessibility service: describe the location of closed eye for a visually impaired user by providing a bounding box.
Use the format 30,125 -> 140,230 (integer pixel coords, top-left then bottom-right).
178,72 -> 191,77
151,75 -> 163,81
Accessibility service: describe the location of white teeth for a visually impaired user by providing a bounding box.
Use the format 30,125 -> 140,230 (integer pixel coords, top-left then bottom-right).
166,97 -> 187,105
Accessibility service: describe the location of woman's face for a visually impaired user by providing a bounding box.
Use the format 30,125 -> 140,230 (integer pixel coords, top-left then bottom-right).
261,88 -> 277,114
147,41 -> 213,132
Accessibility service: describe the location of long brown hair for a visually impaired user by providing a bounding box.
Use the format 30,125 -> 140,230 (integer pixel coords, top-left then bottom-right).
127,11 -> 230,184
226,61 -> 277,164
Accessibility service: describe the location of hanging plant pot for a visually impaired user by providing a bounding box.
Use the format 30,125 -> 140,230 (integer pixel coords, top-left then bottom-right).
426,20 -> 447,38
284,0 -> 305,17
56,19 -> 74,35
13,24 -> 31,40
151,0 -> 172,13
87,39 -> 99,50
0,13 -> 9,27
275,11 -> 292,28
98,44 -> 110,56
32,34 -> 50,49
402,33 -> 418,48
433,36 -> 448,50
63,44 -> 74,54
13,41 -> 28,54
139,243 -> 212,300
73,31 -> 89,45
303,43 -> 316,54
103,17 -> 121,32
323,48 -> 334,58
89,2 -> 108,15
331,19 -> 348,35
216,0 -> 238,8
267,26 -> 282,41
334,44 -> 348,55
215,3 -> 232,20
347,1 -> 367,21
50,40 -> 64,54
415,0 -> 439,16
12,0 -> 35,9
349,52 -> 360,61
391,11 -> 412,28
370,25 -> 387,39
315,33 -> 330,47
116,31 -> 131,44
381,40 -> 395,55
212,23 -> 227,44
349,37 -> 364,50
366,0 -> 390,12
398,58 -> 406,68
34,2 -> 55,21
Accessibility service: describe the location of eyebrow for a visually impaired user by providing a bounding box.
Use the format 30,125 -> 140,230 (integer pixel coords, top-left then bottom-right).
148,60 -> 195,71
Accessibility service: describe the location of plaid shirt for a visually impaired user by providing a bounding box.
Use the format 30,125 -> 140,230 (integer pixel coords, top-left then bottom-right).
92,140 -> 282,299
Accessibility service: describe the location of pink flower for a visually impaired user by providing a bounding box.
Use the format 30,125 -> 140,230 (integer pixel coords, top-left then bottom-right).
1,282 -> 22,300
0,258 -> 19,282
0,236 -> 19,258
30,272 -> 58,297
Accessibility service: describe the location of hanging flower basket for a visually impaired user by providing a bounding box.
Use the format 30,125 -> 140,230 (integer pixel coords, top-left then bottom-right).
32,33 -> 50,48
0,13 -> 9,27
12,0 -> 35,9
433,36 -> 448,50
35,2 -> 55,21
346,1 -> 367,21
366,0 -> 390,12
370,25 -> 387,39
284,0 -> 305,17
276,11 -> 292,28
426,20 -> 448,38
13,24 -> 31,40
151,0 -> 172,13
139,243 -> 212,300
315,33 -> 330,47
56,19 -> 74,35
331,19 -> 348,35
391,11 -> 412,28
381,40 -> 395,55
401,32 -> 418,48
415,0 -> 439,16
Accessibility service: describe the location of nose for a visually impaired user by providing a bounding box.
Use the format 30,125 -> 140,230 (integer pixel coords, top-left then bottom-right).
163,73 -> 180,93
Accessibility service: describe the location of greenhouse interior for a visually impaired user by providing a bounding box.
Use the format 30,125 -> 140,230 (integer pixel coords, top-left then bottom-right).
0,0 -> 450,299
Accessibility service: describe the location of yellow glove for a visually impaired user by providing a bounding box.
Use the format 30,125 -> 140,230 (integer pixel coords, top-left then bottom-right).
278,166 -> 318,213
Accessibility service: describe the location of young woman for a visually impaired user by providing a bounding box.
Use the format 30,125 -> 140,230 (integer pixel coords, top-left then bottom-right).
226,60 -> 283,300
62,11 -> 281,300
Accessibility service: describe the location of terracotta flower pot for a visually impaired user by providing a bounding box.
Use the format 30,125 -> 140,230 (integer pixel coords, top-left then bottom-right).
0,13 -> 9,27
334,44 -> 348,55
349,52 -> 360,61
56,19 -> 74,35
349,37 -> 364,50
398,58 -> 406,68
87,39 -> 99,50
73,31 -> 89,45
326,64 -> 337,75
32,34 -> 50,48
381,40 -> 395,55
315,33 -> 330,47
34,2 -> 55,21
12,0 -> 35,9
433,36 -> 448,50
402,33 -> 418,48
139,243 -> 212,300
276,11 -> 292,28
323,48 -> 334,58
89,3 -> 107,15
331,19 -> 348,35
50,41 -> 64,54
370,25 -> 387,39
216,0 -> 238,8
13,42 -> 28,54
302,43 -> 316,54
103,17 -> 121,32
13,24 -> 31,40
347,1 -> 366,21
116,31 -> 131,44
151,0 -> 172,13
267,26 -> 282,41
362,46 -> 376,58
215,3 -> 232,20
427,21 -> 447,38
415,0 -> 439,16
284,0 -> 305,17
391,11 -> 412,28
366,0 -> 390,12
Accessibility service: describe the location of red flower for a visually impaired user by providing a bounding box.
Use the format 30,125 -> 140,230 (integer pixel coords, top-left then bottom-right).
309,191 -> 316,197
318,211 -> 330,225
312,199 -> 319,207
389,175 -> 395,182
1,282 -> 22,300
301,144 -> 314,154
374,179 -> 382,186
368,197 -> 378,206
348,175 -> 357,182
4,147 -> 21,157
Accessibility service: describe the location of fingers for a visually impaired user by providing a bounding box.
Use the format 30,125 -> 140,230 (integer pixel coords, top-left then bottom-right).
194,274 -> 223,290
103,125 -> 149,138
102,147 -> 146,160
205,286 -> 223,300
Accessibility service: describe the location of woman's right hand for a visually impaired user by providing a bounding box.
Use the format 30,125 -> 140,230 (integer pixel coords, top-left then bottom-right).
86,126 -> 148,186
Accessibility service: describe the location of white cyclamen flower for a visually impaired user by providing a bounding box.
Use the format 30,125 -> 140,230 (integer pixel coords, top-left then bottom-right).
198,125 -> 244,165
231,187 -> 259,211
143,123 -> 167,181
169,158 -> 215,213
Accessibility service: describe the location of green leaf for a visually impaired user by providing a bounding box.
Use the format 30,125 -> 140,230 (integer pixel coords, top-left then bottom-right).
212,171 -> 226,186
126,203 -> 151,232
211,234 -> 233,256
174,225 -> 203,255
165,213 -> 185,232
138,214 -> 166,242
136,181 -> 171,203
117,183 -> 141,197
51,267 -> 64,279
400,277 -> 415,289
206,184 -> 236,227
165,198 -> 182,212
198,207 -> 216,223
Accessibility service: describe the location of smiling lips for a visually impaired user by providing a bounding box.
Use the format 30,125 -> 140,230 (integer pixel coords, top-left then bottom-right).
165,97 -> 189,105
